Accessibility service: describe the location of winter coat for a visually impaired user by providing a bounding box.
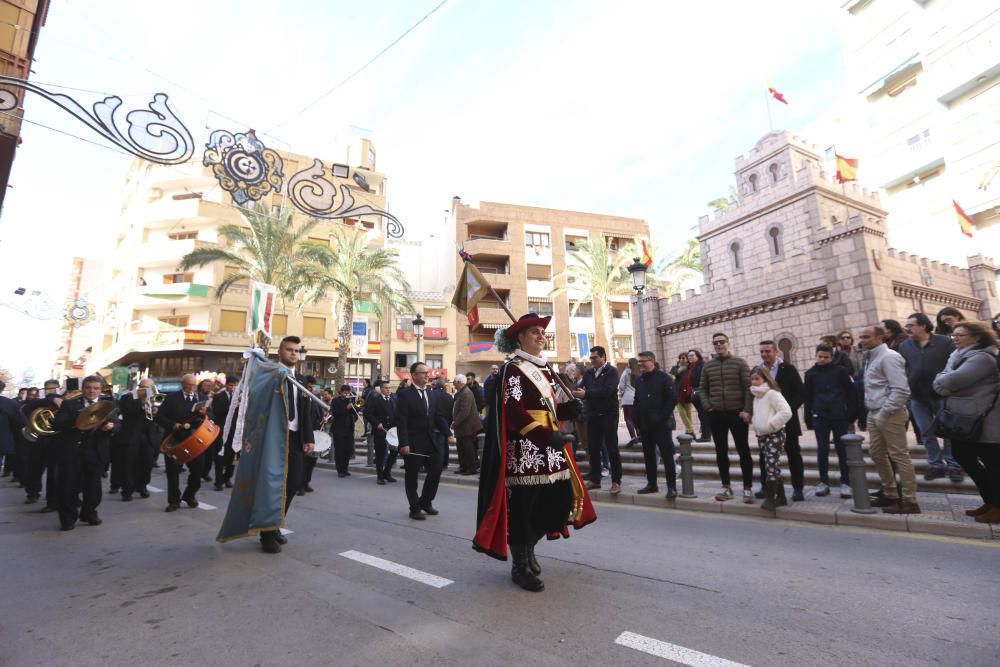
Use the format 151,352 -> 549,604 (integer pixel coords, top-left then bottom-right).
452,385 -> 484,438
700,354 -> 752,413
803,363 -> 855,426
618,368 -> 636,406
932,344 -> 1000,444
581,363 -> 619,417
751,388 -> 792,436
898,334 -> 955,402
633,369 -> 677,432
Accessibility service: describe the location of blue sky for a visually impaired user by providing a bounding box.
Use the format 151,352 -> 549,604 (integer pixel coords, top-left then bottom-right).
0,0 -> 848,381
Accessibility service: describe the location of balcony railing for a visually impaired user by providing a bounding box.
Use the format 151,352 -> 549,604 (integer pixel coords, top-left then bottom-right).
130,327 -> 208,346
396,327 -> 448,341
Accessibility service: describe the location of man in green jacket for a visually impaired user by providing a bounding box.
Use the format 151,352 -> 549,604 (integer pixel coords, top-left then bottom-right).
700,332 -> 754,503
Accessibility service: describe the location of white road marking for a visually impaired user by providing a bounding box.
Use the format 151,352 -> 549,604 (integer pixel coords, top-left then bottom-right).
614,632 -> 751,667
146,485 -> 164,493
338,550 -> 453,588
279,528 -> 292,535
196,501 -> 217,511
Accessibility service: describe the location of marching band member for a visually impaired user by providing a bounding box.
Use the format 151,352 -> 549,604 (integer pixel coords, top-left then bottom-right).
51,375 -> 118,531
156,374 -> 211,512
297,376 -> 324,495
20,379 -> 61,506
115,378 -> 162,501
364,381 -> 398,484
211,377 -> 239,491
474,313 -> 595,592
329,385 -> 356,478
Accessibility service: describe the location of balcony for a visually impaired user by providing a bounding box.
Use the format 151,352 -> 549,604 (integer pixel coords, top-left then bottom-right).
131,283 -> 213,309
129,327 -> 208,347
471,306 -> 510,331
396,327 -> 448,342
137,239 -> 217,268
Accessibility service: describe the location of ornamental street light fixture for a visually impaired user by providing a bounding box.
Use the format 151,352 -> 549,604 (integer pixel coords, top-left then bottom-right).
628,257 -> 649,355
412,314 -> 425,362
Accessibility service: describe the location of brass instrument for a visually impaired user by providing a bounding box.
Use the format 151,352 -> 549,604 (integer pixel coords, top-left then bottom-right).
75,401 -> 119,431
22,390 -> 82,442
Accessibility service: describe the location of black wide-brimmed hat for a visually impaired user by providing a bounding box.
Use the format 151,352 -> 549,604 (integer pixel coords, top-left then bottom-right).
503,312 -> 552,340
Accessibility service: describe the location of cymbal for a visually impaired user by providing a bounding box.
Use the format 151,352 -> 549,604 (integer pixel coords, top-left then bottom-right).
75,401 -> 116,431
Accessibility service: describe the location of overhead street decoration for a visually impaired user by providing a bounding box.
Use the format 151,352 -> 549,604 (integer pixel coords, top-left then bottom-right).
0,78 -> 405,238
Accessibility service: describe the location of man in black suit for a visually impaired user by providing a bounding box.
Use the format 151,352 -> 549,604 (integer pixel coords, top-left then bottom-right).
212,377 -> 239,491
258,336 -> 316,554
51,375 -> 117,531
574,346 -> 623,494
115,378 -> 162,501
0,380 -> 27,495
299,376 -> 325,494
756,340 -> 806,501
19,378 -> 60,505
329,385 -> 356,478
156,373 -> 211,512
364,381 -> 398,484
396,362 -> 450,520
433,377 -> 455,469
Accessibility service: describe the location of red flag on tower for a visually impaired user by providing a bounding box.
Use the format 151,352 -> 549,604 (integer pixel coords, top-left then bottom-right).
953,200 -> 975,238
767,82 -> 788,105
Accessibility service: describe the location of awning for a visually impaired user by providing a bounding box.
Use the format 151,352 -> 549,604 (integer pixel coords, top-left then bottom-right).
881,156 -> 945,190
859,53 -> 921,98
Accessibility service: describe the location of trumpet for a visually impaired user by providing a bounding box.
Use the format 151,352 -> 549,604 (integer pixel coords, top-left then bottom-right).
22,390 -> 82,442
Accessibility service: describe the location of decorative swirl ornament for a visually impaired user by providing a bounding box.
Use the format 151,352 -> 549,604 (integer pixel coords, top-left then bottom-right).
203,129 -> 284,206
287,158 -> 404,238
65,299 -> 94,328
0,76 -> 194,164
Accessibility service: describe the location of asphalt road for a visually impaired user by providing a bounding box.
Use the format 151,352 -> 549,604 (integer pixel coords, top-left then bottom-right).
1,464 -> 998,667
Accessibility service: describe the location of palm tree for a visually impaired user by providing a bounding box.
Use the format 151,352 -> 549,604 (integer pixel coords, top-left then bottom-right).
300,224 -> 414,385
551,236 -> 635,362
656,236 -> 702,297
178,202 -> 333,302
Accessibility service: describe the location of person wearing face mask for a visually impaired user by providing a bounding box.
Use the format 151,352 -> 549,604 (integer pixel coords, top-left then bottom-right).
749,367 -> 792,510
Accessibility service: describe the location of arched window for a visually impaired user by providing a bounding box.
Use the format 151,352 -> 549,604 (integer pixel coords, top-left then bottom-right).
748,174 -> 759,193
730,240 -> 742,272
767,225 -> 783,257
769,163 -> 780,183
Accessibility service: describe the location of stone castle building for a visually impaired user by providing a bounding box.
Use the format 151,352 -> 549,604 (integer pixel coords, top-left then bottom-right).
640,131 -> 1000,370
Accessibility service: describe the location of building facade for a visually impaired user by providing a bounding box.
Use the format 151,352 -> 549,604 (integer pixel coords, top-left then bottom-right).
838,0 -> 1000,262
453,198 -> 649,376
641,131 -> 1000,370
0,0 -> 49,211
84,143 -> 394,389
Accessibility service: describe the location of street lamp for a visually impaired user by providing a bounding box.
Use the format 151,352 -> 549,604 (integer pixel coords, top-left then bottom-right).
628,257 -> 648,355
412,314 -> 425,363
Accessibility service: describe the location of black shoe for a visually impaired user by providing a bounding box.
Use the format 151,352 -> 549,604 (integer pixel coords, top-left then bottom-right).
274,532 -> 288,545
101,471 -> 108,478
337,473 -> 348,478
754,488 -> 766,499
138,490 -> 150,498
377,478 -> 386,485
791,489 -> 805,502
636,485 -> 659,494
214,483 -> 224,491
511,545 -> 544,592
40,505 -> 56,513
421,504 -> 439,516
84,515 -> 102,526
666,487 -> 678,499
409,509 -> 427,520
296,489 -> 306,496
165,503 -> 180,512
303,484 -> 314,493
202,475 -> 213,482
260,540 -> 282,554
109,487 -> 120,494
60,522 -> 75,531
696,436 -> 712,443
121,494 -> 132,502
871,495 -> 900,508
385,476 -> 397,483
225,480 -> 233,488
24,495 -> 39,504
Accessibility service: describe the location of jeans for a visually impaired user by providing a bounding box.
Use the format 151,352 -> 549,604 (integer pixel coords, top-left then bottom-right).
813,416 -> 849,485
908,398 -> 958,471
708,410 -> 753,488
639,425 -> 675,489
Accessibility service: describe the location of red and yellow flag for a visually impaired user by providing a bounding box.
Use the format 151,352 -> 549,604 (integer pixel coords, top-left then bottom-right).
835,154 -> 858,184
640,239 -> 653,268
767,82 -> 788,105
953,200 -> 975,238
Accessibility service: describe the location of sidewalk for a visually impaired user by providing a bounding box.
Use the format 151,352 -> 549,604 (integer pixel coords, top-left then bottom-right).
324,458 -> 999,541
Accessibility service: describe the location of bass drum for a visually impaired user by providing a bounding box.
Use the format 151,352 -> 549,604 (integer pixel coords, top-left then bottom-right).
160,417 -> 220,464
312,430 -> 332,455
385,427 -> 399,452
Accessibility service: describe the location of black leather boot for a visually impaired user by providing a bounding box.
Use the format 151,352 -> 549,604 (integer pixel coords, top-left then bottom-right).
527,543 -> 541,576
775,479 -> 788,507
760,481 -> 777,511
510,545 -> 544,592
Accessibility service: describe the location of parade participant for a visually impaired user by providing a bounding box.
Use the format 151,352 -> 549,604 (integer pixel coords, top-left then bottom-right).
156,374 -> 211,512
0,381 -> 26,492
115,378 -> 161,501
396,362 -> 450,520
433,377 -> 455,469
633,351 -> 678,498
330,385 -> 355,478
20,379 -> 60,505
212,377 -> 239,490
474,313 -> 594,592
299,376 -> 324,495
364,381 -> 398,484
197,377 -> 217,483
51,375 -> 117,531
217,336 -> 316,554
576,345 -> 622,494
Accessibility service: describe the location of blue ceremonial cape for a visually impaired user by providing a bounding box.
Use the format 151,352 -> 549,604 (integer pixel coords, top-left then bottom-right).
216,354 -> 291,543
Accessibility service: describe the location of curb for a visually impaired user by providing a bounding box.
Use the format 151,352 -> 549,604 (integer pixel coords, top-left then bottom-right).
322,461 -> 998,541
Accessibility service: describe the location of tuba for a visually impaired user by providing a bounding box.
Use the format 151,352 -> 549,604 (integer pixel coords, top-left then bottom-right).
22,390 -> 82,442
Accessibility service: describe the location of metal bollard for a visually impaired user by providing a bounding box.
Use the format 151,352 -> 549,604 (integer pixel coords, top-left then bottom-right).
843,434 -> 876,514
676,433 -> 696,498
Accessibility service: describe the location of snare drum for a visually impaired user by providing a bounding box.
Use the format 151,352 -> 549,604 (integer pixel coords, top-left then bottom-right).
312,430 -> 332,455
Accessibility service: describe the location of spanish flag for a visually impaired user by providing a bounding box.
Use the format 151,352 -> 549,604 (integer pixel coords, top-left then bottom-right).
835,154 -> 858,184
640,239 -> 653,268
767,82 -> 788,105
953,200 -> 975,238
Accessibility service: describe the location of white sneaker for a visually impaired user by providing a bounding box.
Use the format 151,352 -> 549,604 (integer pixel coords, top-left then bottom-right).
601,466 -> 609,478
815,482 -> 830,496
840,484 -> 852,499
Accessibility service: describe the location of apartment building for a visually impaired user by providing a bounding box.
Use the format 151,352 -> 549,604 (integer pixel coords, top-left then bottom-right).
85,142 -> 391,389
453,197 -> 649,377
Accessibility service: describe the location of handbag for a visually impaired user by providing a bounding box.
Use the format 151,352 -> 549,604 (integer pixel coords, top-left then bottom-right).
932,392 -> 998,441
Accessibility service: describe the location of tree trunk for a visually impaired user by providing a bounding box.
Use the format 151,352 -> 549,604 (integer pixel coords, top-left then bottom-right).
600,296 -> 617,363
335,299 -> 353,387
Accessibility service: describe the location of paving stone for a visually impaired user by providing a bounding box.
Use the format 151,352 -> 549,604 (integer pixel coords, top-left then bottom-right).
835,509 -> 908,531
906,517 -> 992,540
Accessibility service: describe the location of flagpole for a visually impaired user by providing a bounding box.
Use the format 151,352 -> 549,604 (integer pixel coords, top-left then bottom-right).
765,89 -> 773,132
